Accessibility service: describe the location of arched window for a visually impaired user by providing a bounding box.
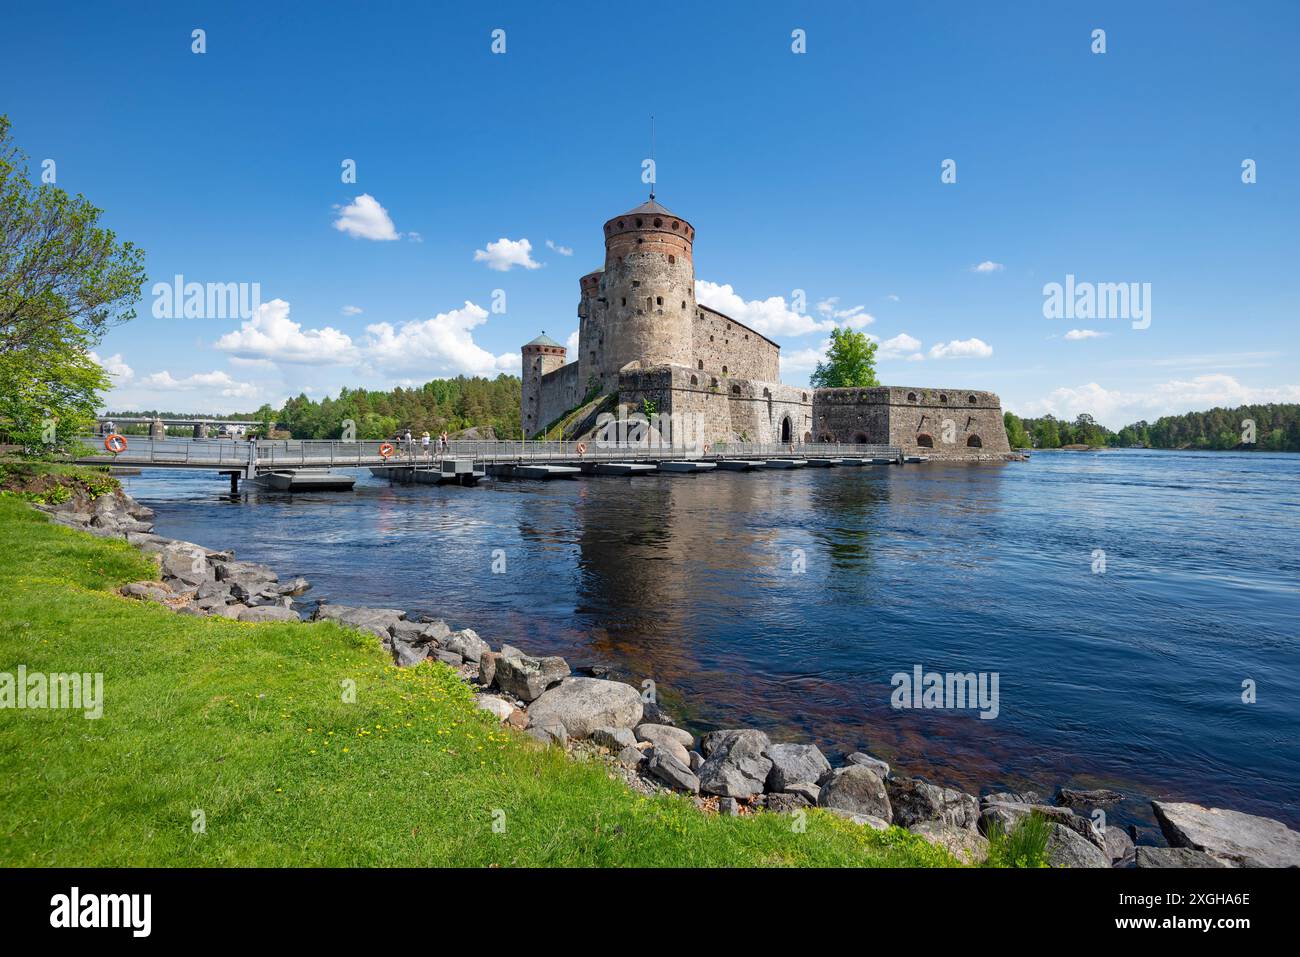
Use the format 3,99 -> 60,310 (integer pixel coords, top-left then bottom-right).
690,375 -> 698,385
939,394 -> 949,403
656,296 -> 663,306
916,434 -> 935,448
731,385 -> 741,395
967,435 -> 983,448
653,218 -> 662,227
781,417 -> 793,443
968,395 -> 977,404
803,432 -> 813,444
722,365 -> 728,375
853,432 -> 869,444
907,392 -> 918,403
697,360 -> 704,370
668,255 -> 675,264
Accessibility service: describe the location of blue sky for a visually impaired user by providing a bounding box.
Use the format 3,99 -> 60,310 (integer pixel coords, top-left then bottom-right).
4,0 -> 1297,427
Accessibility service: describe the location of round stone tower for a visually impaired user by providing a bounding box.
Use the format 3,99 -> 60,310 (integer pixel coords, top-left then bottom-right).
520,332 -> 566,437
596,198 -> 696,385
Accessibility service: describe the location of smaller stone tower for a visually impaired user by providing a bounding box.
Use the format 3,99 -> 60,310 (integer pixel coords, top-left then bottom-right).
521,332 -> 566,437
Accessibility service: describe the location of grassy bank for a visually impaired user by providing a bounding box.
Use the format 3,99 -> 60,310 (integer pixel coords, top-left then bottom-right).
0,488 -> 975,867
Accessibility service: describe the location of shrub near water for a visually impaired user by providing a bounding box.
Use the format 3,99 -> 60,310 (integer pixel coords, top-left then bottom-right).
0,493 -> 970,867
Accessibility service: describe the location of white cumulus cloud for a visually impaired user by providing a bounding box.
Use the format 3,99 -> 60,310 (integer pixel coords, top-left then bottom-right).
215,299 -> 356,365
1064,329 -> 1105,341
90,352 -> 134,382
361,301 -> 521,376
929,338 -> 993,359
474,237 -> 541,272
696,281 -> 834,338
546,239 -> 573,256
341,305 -> 363,316
815,297 -> 875,329
333,194 -> 402,241
971,261 -> 1004,273
138,369 -> 259,400
876,333 -> 924,361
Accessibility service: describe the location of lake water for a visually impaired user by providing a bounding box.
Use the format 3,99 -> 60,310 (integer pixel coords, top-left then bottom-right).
120,449 -> 1300,835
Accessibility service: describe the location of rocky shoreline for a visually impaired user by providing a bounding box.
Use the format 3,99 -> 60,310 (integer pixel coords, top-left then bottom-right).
38,483 -> 1300,869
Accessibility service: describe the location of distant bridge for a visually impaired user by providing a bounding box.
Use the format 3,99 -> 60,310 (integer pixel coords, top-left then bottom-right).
74,436 -> 908,491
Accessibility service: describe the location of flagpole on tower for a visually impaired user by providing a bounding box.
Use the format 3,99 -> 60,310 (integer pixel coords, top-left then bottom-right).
649,114 -> 655,202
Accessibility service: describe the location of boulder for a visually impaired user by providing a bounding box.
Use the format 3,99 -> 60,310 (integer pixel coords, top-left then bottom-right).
526,722 -> 567,748
432,649 -> 464,666
981,790 -> 1042,807
390,633 -> 430,667
1045,823 -> 1111,868
688,751 -> 703,772
648,749 -> 700,794
635,723 -> 695,750
719,797 -> 741,817
825,809 -> 891,830
1104,825 -> 1135,864
766,743 -> 832,792
616,745 -> 645,768
494,650 -> 570,702
846,752 -> 891,779
1057,787 -> 1123,808
214,559 -> 278,585
1152,800 -> 1300,868
980,801 -> 1106,851
274,577 -> 310,596
886,776 -> 980,830
697,730 -> 773,799
415,618 -> 452,643
1135,846 -> 1231,868
910,822 -> 991,865
474,695 -> 514,722
766,792 -> 811,814
525,678 -> 643,738
443,628 -> 489,663
592,726 -> 638,751
236,605 -> 300,623
121,581 -> 171,603
818,766 -> 892,821
784,782 -> 822,804
312,605 -> 405,640
477,651 -> 499,687
159,544 -> 213,587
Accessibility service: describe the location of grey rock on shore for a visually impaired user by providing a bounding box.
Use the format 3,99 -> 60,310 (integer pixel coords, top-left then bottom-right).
1152,800 -> 1300,868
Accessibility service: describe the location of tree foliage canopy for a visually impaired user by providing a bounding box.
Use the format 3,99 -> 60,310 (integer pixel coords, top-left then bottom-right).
0,115 -> 146,452
810,327 -> 879,389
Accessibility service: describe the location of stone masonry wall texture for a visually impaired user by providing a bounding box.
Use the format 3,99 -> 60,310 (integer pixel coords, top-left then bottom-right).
525,197 -> 1014,460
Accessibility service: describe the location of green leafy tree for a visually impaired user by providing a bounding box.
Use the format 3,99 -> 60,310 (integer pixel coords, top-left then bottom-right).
810,328 -> 879,389
0,115 -> 146,453
1003,411 -> 1030,449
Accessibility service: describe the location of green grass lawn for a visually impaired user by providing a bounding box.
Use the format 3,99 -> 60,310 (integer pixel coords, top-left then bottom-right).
0,492 -> 970,867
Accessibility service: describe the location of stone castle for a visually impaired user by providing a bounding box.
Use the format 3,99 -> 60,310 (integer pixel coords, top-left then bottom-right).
521,196 -> 1012,459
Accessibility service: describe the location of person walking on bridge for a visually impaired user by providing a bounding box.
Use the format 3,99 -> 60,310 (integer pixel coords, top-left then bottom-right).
421,431 -> 430,460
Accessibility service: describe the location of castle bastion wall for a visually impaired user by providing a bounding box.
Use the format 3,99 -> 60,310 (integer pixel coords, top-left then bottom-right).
813,386 -> 1012,458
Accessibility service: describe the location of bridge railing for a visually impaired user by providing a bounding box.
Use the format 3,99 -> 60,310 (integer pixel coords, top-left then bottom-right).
74,435 -> 902,469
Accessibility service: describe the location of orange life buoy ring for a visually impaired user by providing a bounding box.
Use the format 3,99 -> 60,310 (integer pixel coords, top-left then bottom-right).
576,442 -> 587,456
104,433 -> 127,454
378,442 -> 395,459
